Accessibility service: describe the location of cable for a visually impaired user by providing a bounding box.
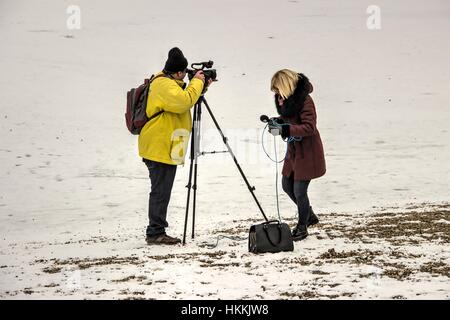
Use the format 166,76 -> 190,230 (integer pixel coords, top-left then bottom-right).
262,125 -> 303,223
261,124 -> 303,163
287,136 -> 303,143
261,124 -> 287,163
274,135 -> 282,222
201,235 -> 247,249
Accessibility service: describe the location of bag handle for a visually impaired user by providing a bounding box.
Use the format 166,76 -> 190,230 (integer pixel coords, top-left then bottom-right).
263,222 -> 283,247
264,220 -> 281,225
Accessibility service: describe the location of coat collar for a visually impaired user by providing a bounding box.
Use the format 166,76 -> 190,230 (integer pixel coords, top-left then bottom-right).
157,71 -> 186,88
275,73 -> 313,118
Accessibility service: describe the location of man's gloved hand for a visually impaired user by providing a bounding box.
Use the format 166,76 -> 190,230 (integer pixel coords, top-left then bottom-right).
193,71 -> 205,82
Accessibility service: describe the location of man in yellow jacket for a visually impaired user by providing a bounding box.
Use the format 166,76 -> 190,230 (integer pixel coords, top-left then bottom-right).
139,47 -> 208,245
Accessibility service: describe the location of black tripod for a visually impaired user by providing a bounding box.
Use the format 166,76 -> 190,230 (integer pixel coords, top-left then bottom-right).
182,95 -> 268,244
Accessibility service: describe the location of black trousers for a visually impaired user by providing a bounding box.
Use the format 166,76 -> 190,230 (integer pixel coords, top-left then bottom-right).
143,159 -> 177,236
281,175 -> 311,226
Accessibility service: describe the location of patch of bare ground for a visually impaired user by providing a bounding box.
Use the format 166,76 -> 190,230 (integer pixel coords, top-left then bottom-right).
278,257 -> 311,266
42,266 -> 63,274
40,256 -> 144,272
111,275 -> 147,283
147,250 -> 227,261
199,261 -> 241,268
321,206 -> 449,245
318,248 -> 383,264
280,291 -> 351,299
43,283 -> 59,288
381,262 -> 415,280
23,288 -> 34,295
419,261 -> 450,278
311,270 -> 330,275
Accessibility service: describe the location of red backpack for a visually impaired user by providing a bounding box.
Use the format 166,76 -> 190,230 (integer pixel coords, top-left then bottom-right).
125,74 -> 167,135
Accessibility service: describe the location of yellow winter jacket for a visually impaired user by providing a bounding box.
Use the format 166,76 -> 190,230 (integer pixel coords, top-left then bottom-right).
138,72 -> 204,165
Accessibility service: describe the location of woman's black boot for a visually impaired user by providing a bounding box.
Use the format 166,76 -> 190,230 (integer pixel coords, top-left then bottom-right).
292,224 -> 308,241
308,206 -> 319,227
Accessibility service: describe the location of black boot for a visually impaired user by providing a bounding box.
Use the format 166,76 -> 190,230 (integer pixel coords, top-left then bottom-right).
292,224 -> 308,241
307,206 -> 319,227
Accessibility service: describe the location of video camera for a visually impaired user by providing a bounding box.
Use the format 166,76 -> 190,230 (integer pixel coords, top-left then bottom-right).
186,60 -> 217,83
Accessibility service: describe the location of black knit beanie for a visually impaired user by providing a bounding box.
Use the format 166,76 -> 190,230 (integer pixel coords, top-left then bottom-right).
164,47 -> 188,73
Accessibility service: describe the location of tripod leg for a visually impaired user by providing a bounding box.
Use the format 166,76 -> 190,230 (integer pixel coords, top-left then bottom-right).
191,99 -> 202,239
192,162 -> 198,239
183,161 -> 193,245
202,97 -> 269,222
182,103 -> 198,245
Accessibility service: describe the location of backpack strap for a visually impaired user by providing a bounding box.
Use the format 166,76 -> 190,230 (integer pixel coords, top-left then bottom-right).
147,74 -> 169,121
148,109 -> 164,121
149,73 -> 167,83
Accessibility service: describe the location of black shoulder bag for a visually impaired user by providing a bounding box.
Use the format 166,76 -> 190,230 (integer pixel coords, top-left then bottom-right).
248,220 -> 294,254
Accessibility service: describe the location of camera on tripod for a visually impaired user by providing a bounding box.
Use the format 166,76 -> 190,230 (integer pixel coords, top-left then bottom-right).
186,60 -> 218,83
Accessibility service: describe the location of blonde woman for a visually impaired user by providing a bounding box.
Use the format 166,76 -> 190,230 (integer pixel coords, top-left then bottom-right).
271,69 -> 326,241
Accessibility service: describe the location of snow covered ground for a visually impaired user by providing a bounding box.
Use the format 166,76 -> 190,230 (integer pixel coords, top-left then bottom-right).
0,0 -> 449,299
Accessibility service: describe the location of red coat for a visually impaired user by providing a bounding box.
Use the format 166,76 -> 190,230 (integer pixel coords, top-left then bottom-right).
280,83 -> 326,181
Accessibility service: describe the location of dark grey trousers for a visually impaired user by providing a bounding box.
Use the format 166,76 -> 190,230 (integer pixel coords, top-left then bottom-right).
143,159 -> 177,237
281,175 -> 311,226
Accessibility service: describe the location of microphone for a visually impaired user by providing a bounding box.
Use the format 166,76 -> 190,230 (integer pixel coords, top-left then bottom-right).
260,115 -> 269,123
260,115 -> 284,125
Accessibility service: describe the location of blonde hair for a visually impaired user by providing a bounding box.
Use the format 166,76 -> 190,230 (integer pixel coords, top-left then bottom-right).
270,69 -> 299,99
